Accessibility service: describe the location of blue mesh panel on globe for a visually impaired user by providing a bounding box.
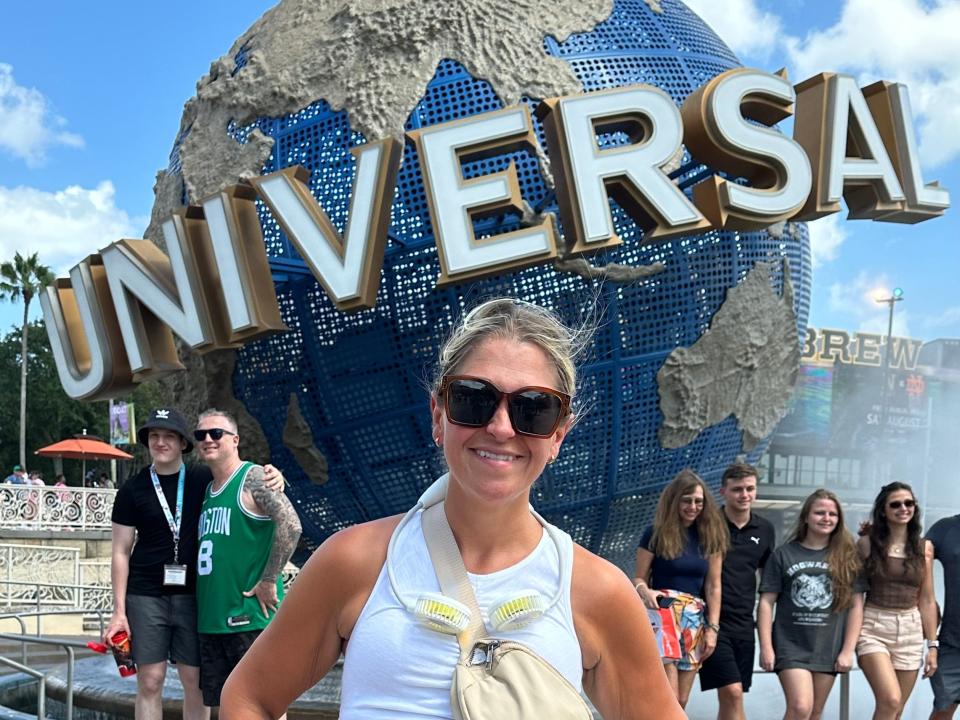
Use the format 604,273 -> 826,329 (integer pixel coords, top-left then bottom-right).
219,0 -> 813,570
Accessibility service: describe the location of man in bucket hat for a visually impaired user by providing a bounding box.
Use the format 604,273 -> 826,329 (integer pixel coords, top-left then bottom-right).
105,408 -> 285,720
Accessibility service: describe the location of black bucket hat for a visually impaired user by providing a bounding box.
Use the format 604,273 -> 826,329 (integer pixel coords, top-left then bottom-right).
137,407 -> 194,453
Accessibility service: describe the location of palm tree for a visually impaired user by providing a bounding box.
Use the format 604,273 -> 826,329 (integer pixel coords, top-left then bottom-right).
0,252 -> 55,468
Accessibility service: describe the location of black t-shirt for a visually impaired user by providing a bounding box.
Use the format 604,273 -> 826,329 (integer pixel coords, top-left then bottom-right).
759,541 -> 868,672
927,514 -> 960,648
111,464 -> 212,596
719,510 -> 776,638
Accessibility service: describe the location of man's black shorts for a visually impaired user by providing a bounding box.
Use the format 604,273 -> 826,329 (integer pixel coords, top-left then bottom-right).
126,593 -> 200,666
699,632 -> 756,692
198,630 -> 262,707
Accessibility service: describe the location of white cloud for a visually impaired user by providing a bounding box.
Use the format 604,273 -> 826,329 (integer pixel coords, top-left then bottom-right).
828,270 -> 911,336
916,305 -> 960,332
806,214 -> 848,268
0,182 -> 146,274
784,0 -> 960,168
0,63 -> 83,167
683,0 -> 783,58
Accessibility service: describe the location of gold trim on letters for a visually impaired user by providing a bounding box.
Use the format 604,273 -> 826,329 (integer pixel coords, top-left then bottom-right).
861,81 -> 947,224
539,87 -> 712,254
48,257 -> 136,399
681,68 -> 801,229
195,184 -> 288,342
248,138 -> 401,311
407,105 -> 559,285
793,73 -> 905,221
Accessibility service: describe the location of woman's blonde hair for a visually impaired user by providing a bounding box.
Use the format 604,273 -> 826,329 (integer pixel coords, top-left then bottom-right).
790,489 -> 862,611
650,469 -> 729,560
431,298 -> 591,413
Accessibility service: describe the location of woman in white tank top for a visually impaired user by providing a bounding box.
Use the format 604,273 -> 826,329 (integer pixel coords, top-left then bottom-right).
222,299 -> 684,719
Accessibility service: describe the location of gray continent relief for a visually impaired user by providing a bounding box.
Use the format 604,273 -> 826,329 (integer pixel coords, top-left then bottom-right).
283,393 -> 329,486
657,259 -> 800,451
163,0 -> 615,206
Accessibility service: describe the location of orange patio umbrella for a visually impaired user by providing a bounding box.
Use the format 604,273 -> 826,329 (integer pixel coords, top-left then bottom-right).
36,437 -> 133,461
35,433 -> 133,485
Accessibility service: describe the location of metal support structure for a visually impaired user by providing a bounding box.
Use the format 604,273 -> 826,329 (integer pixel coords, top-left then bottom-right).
875,288 -> 904,445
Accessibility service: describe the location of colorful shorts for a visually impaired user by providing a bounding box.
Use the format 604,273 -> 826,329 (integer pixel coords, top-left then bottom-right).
646,589 -> 707,671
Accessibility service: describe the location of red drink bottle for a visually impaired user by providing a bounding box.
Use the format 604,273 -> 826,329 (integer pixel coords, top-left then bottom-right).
110,631 -> 137,677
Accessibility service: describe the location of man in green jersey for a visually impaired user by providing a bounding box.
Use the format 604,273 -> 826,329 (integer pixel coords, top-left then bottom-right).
193,408 -> 302,711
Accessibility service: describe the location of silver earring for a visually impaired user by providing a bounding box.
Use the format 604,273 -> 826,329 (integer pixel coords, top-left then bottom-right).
547,455 -> 556,465
434,436 -> 442,447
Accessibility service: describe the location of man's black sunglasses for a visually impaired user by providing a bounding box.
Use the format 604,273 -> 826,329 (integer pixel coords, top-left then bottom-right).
193,428 -> 237,441
438,375 -> 570,438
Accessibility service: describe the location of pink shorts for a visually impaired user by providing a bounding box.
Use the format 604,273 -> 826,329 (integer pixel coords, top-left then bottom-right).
856,604 -> 923,671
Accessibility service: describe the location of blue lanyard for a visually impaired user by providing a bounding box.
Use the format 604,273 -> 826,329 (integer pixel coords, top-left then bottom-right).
150,464 -> 185,564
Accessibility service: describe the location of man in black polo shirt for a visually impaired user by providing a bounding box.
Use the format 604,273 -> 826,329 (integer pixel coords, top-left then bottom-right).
699,462 -> 776,720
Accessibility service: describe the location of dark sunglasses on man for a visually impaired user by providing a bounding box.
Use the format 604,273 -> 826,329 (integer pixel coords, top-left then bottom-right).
438,375 -> 570,438
193,428 -> 237,442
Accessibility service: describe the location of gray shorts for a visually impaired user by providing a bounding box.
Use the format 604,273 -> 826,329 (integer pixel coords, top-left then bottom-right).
931,644 -> 960,711
126,593 -> 200,666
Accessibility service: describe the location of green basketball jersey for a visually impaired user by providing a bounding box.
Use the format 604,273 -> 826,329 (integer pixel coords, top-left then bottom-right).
196,461 -> 284,634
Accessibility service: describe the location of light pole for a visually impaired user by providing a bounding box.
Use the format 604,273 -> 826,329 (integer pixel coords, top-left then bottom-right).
875,287 -> 904,445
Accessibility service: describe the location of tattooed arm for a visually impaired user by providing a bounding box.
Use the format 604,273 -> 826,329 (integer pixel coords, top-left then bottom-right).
241,465 -> 303,617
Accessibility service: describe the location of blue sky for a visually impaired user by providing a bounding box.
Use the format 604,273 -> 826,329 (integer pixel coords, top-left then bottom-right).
1,0 -> 956,341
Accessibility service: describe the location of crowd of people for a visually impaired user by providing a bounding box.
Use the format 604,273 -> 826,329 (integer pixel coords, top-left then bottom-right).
3,465 -> 112,488
93,297 -> 958,720
4,466 -> 48,485
634,463 -> 958,720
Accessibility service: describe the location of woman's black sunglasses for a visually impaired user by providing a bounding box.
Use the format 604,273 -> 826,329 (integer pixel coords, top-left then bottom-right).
887,499 -> 916,510
193,428 -> 236,441
438,375 -> 570,438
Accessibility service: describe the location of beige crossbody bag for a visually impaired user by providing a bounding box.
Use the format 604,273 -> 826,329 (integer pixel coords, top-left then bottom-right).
420,503 -> 593,720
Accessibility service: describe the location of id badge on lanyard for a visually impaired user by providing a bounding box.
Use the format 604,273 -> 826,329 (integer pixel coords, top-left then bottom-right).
151,464 -> 188,587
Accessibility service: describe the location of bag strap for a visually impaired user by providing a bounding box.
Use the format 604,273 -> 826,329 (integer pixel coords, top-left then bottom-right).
421,502 -> 486,662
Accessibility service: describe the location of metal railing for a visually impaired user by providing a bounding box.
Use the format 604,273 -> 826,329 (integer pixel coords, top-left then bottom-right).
1,580 -> 111,614
1,544 -> 82,596
0,655 -> 46,720
0,607 -> 108,720
0,484 -> 116,531
742,666 -> 852,720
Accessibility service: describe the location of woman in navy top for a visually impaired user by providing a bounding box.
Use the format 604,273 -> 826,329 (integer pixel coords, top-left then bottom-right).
635,469 -> 728,708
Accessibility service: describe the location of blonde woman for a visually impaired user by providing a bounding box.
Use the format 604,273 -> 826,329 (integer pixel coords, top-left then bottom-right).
223,298 -> 684,720
758,489 -> 866,720
634,469 -> 728,708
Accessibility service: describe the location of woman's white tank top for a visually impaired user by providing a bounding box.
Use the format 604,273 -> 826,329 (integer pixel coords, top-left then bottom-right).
339,509 -> 583,719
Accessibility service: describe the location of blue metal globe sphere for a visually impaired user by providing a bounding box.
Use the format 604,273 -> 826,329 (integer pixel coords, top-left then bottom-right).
215,0 -> 811,569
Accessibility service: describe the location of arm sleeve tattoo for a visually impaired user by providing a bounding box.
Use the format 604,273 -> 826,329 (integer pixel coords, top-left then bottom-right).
245,465 -> 303,583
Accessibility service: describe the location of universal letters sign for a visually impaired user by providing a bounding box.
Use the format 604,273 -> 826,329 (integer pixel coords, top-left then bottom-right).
42,68 -> 951,400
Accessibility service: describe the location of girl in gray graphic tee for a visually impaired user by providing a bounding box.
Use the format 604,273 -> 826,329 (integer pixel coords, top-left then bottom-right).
758,489 -> 866,719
